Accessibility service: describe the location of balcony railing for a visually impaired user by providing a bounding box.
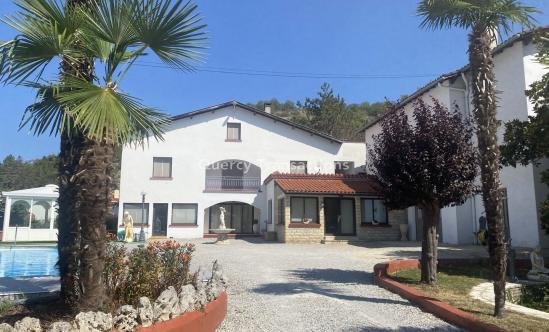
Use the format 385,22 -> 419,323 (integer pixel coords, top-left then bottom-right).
205,176 -> 261,192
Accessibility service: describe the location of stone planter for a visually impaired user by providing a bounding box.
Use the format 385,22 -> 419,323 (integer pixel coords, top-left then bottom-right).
136,291 -> 227,332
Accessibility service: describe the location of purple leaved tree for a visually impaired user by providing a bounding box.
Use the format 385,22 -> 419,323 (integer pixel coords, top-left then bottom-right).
369,98 -> 478,284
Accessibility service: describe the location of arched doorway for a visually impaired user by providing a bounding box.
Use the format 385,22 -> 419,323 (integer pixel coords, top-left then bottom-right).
207,202 -> 258,234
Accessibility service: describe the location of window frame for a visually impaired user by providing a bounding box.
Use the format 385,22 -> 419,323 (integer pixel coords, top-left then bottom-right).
122,202 -> 150,227
290,161 -> 308,174
290,196 -> 318,224
268,199 -> 273,224
171,203 -> 198,226
277,198 -> 285,225
152,157 -> 173,179
361,198 -> 388,225
226,122 -> 241,142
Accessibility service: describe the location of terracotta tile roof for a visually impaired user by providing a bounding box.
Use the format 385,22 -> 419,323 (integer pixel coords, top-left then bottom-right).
264,172 -> 382,195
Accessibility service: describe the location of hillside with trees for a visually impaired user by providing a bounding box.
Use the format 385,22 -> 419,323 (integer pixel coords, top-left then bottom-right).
248,83 -> 389,141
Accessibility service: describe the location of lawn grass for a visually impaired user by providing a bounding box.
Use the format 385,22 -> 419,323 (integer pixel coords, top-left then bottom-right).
390,266 -> 549,332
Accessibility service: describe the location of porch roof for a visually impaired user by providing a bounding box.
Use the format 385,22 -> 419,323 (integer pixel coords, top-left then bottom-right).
264,172 -> 382,195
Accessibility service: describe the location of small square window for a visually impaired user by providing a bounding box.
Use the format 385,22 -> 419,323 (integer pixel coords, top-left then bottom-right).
227,123 -> 241,141
290,161 -> 307,174
152,157 -> 172,178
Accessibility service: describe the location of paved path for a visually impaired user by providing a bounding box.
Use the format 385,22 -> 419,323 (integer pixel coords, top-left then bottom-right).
189,239 -> 476,332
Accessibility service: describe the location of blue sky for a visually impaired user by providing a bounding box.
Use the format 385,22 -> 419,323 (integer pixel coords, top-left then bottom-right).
1,0 -> 548,160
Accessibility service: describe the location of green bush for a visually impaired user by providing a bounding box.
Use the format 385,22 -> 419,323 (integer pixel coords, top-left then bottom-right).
103,240 -> 196,310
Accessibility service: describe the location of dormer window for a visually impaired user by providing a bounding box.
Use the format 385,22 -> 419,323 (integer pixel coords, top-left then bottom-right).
227,122 -> 241,141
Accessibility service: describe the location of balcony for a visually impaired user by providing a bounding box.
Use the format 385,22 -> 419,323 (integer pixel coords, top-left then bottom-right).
205,176 -> 261,192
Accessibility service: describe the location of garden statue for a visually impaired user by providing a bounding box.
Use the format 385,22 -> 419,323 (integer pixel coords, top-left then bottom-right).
123,211 -> 135,243
527,246 -> 549,281
219,207 -> 227,229
209,206 -> 234,244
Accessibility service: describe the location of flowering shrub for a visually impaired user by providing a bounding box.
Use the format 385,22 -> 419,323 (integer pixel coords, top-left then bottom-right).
104,241 -> 196,309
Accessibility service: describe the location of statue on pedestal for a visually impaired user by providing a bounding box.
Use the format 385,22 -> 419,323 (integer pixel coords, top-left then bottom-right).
123,211 -> 135,243
219,207 -> 227,229
527,246 -> 549,281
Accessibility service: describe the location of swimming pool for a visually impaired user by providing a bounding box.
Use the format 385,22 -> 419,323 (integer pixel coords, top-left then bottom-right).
0,246 -> 59,278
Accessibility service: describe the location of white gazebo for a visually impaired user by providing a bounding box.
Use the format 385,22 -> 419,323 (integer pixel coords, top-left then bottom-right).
1,184 -> 59,242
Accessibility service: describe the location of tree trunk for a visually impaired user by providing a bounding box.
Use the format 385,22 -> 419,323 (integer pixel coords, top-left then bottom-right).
469,25 -> 507,317
420,202 -> 440,284
57,131 -> 84,307
56,0 -> 95,308
76,138 -> 114,311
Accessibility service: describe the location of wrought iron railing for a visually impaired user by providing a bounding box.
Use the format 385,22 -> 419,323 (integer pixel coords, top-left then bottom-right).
205,176 -> 261,191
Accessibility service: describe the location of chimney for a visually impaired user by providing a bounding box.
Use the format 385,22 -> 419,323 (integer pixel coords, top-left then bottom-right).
264,103 -> 272,114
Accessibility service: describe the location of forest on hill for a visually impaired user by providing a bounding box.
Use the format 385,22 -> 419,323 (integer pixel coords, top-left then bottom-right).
248,83 -> 390,141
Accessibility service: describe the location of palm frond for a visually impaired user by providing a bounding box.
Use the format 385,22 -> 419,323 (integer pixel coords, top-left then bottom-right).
0,0 -> 82,83
130,0 -> 207,70
20,82 -> 67,136
55,77 -> 170,144
417,0 -> 538,33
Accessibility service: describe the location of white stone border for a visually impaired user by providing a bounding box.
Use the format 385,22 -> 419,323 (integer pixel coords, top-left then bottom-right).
470,282 -> 549,320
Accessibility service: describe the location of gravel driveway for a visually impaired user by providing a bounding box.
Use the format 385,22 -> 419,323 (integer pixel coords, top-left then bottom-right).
189,238 -> 465,332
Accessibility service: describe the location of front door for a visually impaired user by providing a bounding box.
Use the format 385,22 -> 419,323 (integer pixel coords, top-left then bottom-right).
324,198 -> 355,236
152,203 -> 168,237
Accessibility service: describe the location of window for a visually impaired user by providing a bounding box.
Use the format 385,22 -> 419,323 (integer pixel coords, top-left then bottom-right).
335,161 -> 355,174
290,197 -> 318,223
361,199 -> 387,224
290,161 -> 307,174
123,203 -> 149,226
172,203 -> 198,225
9,199 -> 31,227
152,157 -> 172,178
278,198 -> 285,225
268,200 -> 273,224
31,200 -> 52,229
227,123 -> 241,141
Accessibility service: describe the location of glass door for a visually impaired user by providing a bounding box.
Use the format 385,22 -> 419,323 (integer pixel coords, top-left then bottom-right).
152,203 -> 168,236
340,199 -> 355,235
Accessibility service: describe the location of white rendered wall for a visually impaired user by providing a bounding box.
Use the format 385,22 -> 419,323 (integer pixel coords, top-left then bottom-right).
364,39 -> 547,247
119,105 -> 366,238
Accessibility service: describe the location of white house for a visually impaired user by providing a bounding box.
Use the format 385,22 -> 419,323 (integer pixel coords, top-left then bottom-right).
1,185 -> 59,242
119,101 -> 408,243
361,28 -> 549,248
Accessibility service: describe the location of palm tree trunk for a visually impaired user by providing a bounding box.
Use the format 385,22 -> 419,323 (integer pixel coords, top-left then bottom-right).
469,25 -> 507,317
420,202 -> 440,284
76,137 -> 113,311
57,130 -> 84,306
56,0 -> 95,308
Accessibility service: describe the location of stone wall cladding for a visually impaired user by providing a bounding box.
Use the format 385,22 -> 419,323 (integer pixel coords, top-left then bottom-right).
284,226 -> 323,244
357,208 -> 407,242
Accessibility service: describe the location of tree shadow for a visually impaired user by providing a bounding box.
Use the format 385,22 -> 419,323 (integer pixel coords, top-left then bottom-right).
341,326 -> 459,331
253,268 -> 409,305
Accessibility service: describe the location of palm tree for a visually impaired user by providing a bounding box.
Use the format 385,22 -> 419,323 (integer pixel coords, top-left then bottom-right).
417,0 -> 537,317
1,0 -> 206,311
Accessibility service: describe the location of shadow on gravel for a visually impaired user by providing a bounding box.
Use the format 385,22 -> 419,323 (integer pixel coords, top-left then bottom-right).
288,268 -> 372,284
253,268 -> 408,305
343,327 -> 459,332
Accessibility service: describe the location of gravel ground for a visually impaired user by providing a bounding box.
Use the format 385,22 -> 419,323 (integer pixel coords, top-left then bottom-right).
187,238 -> 468,332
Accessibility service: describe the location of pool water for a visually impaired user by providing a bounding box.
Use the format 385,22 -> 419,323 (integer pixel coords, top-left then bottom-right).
0,246 -> 59,277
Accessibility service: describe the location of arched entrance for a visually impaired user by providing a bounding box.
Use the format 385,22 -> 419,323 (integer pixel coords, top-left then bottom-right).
207,202 -> 259,234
